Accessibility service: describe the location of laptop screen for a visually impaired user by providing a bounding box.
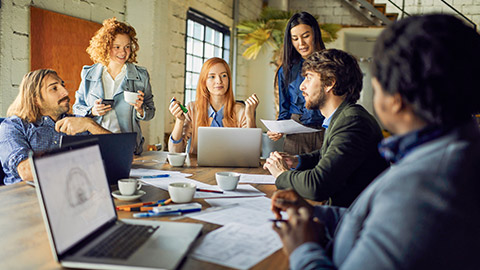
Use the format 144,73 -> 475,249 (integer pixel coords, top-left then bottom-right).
34,144 -> 116,255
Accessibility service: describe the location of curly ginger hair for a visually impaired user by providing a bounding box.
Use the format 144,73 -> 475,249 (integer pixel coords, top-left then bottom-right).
87,17 -> 139,66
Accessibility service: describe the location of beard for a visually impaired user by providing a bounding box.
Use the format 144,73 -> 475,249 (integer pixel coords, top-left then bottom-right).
305,85 -> 327,110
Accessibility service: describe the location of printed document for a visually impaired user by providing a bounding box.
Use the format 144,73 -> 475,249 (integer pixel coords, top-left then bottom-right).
238,173 -> 276,184
261,119 -> 321,134
191,222 -> 282,270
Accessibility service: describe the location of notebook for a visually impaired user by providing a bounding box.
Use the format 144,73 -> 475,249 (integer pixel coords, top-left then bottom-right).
60,133 -> 136,185
197,127 -> 262,167
29,143 -> 202,270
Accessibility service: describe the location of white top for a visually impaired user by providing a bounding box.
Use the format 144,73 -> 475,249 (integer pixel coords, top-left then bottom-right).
100,65 -> 126,133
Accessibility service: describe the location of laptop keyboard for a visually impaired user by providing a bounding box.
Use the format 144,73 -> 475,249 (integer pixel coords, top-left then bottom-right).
84,223 -> 159,260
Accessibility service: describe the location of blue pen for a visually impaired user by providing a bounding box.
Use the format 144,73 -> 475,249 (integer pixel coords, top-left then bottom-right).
133,211 -> 182,218
141,174 -> 170,179
133,208 -> 201,218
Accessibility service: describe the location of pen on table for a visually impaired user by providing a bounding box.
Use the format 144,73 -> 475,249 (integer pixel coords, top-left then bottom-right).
140,174 -> 170,179
133,211 -> 182,218
170,97 -> 188,113
196,188 -> 224,194
160,198 -> 172,206
133,208 -> 200,218
116,199 -> 166,210
119,204 -> 160,212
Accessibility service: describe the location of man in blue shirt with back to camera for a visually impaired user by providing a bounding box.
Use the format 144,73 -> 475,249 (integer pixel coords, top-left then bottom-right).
0,69 -> 110,185
270,14 -> 480,270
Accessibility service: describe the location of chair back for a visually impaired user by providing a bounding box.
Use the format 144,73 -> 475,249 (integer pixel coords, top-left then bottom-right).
0,117 -> 5,185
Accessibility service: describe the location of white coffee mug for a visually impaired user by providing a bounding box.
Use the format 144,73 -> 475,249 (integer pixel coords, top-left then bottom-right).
124,91 -> 139,104
118,178 -> 142,196
168,182 -> 196,203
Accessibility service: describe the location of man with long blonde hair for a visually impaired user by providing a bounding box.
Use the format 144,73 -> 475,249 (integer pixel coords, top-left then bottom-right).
0,69 -> 109,185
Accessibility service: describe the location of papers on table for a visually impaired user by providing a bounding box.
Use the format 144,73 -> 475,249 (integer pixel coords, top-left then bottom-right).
189,197 -> 284,226
239,173 -> 276,184
261,119 -> 321,134
139,177 -> 212,190
130,169 -> 283,268
190,222 -> 282,270
195,184 -> 265,198
130,168 -> 192,178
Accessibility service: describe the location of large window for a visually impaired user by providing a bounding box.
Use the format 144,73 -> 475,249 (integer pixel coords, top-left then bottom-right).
184,9 -> 230,105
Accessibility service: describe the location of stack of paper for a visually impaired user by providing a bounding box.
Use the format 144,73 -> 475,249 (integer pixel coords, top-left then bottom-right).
190,222 -> 282,270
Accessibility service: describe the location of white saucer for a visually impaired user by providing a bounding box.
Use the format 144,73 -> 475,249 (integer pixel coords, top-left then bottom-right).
111,190 -> 146,201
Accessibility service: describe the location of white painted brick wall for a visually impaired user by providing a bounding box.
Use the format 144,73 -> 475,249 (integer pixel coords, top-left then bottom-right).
289,0 -> 480,27
289,0 -> 371,25
0,0 -> 126,115
375,0 -> 480,26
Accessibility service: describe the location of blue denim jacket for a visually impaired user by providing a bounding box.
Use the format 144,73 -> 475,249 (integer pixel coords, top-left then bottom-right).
73,63 -> 155,154
277,60 -> 324,126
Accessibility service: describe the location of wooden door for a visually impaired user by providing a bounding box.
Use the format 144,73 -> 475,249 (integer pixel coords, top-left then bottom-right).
30,6 -> 101,111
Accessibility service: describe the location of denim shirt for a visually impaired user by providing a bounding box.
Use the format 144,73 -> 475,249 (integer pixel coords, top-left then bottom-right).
0,115 -> 84,185
277,59 -> 324,126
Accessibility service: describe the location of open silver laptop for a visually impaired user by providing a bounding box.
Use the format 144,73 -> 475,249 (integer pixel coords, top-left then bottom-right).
197,127 -> 262,167
29,143 -> 202,270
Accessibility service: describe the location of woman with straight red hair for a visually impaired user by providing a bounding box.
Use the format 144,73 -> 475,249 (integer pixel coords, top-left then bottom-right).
168,57 -> 259,154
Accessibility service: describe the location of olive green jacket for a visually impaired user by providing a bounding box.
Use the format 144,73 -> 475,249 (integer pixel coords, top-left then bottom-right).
276,101 -> 389,207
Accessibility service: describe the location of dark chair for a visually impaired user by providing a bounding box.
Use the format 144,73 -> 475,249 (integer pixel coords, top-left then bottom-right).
0,117 -> 5,185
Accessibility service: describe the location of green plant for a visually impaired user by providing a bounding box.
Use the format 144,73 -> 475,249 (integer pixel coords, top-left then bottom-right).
237,7 -> 342,65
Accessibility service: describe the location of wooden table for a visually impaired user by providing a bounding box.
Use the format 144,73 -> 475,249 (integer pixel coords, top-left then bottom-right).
0,152 -> 288,270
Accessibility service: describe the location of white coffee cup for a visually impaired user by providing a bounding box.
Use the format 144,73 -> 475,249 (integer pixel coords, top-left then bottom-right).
168,182 -> 196,203
124,91 -> 139,104
215,172 -> 240,191
118,178 -> 142,196
167,153 -> 187,167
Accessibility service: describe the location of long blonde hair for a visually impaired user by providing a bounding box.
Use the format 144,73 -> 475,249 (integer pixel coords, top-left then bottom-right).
7,69 -> 58,123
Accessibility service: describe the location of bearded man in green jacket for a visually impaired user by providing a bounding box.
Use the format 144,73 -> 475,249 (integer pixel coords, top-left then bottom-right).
264,49 -> 389,207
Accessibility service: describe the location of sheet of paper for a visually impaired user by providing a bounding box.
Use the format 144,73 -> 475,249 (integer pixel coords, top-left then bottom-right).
139,177 -> 212,190
130,168 -> 192,178
190,223 -> 282,270
194,184 -> 265,199
238,173 -> 276,184
189,198 -> 282,226
205,196 -> 273,210
261,119 -> 321,134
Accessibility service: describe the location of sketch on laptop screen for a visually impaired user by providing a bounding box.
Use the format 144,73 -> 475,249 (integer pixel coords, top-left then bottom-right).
35,145 -> 116,254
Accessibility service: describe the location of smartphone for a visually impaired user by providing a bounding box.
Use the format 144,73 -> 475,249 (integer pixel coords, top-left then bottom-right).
101,99 -> 114,107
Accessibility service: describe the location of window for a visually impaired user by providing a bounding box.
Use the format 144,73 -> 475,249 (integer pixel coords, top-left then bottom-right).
184,9 -> 230,105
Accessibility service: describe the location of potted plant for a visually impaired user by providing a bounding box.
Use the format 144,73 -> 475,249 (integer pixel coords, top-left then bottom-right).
237,7 -> 341,116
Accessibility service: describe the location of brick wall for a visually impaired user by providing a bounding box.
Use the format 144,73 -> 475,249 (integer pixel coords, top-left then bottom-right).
0,0 -> 126,116
376,0 -> 480,26
289,0 -> 480,27
289,0 -> 372,25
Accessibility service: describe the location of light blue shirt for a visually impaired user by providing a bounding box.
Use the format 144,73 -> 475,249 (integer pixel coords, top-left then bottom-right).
208,105 -> 224,127
322,109 -> 337,129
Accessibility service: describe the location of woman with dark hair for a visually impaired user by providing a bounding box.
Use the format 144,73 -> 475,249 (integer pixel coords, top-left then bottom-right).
168,57 -> 259,154
73,18 -> 156,155
268,11 -> 326,155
